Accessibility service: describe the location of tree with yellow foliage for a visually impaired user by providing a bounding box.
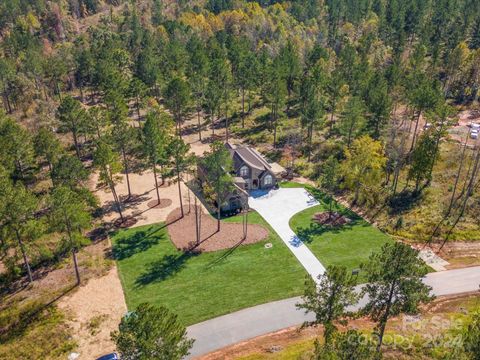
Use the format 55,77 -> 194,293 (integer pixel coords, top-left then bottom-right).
340,136 -> 386,205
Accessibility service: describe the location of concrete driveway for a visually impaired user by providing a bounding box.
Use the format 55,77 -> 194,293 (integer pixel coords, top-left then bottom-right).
248,188 -> 326,281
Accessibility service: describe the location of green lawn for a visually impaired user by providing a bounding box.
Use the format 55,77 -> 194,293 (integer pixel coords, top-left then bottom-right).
278,181 -> 307,188
111,211 -> 306,325
290,188 -> 392,279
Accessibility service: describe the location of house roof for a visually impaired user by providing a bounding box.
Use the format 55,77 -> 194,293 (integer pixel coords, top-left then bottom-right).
234,176 -> 246,184
228,143 -> 272,172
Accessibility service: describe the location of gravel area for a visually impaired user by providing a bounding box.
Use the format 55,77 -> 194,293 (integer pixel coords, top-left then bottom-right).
167,207 -> 269,252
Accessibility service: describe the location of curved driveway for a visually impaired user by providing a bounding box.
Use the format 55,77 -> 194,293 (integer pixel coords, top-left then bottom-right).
248,188 -> 326,280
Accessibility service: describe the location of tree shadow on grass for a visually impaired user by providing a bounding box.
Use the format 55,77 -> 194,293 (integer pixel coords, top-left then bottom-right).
205,237 -> 248,269
295,212 -> 365,244
112,228 -> 166,260
134,251 -> 199,287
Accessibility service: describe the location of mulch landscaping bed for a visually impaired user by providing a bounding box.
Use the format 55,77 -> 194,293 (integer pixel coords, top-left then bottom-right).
114,216 -> 138,228
166,206 -> 269,252
147,199 -> 173,209
312,212 -> 351,227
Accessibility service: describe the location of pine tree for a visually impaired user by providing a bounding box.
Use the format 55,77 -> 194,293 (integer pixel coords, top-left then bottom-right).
361,242 -> 432,353
297,266 -> 359,344
143,109 -> 173,205
49,186 -> 91,285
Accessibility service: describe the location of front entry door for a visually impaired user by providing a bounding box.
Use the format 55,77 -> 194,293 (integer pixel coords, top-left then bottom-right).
252,179 -> 258,189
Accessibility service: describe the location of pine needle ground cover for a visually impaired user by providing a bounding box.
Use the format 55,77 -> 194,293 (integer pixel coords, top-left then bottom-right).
112,211 -> 306,325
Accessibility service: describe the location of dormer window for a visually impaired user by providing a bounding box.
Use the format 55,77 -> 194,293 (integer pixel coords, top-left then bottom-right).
240,165 -> 249,177
264,174 -> 273,185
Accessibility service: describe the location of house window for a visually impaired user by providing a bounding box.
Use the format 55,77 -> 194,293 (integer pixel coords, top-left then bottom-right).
264,174 -> 273,186
240,165 -> 249,177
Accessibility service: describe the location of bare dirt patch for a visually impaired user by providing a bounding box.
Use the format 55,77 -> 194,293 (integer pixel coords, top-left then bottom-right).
57,265 -> 127,360
430,241 -> 480,269
167,207 -> 269,252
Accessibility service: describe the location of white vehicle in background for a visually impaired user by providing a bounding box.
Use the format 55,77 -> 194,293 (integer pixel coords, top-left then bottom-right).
469,122 -> 480,130
471,129 -> 479,139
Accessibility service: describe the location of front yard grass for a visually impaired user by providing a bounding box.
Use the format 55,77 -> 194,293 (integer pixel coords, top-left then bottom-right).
112,211 -> 306,325
290,187 -> 392,279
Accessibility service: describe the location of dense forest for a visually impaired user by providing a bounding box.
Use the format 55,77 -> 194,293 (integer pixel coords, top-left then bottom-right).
1,0 -> 480,358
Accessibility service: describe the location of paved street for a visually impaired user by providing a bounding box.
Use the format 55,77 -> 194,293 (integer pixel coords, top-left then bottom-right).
248,188 -> 326,281
187,266 -> 480,358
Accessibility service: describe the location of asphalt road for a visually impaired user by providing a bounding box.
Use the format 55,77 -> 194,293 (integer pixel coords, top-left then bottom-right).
187,266 -> 480,358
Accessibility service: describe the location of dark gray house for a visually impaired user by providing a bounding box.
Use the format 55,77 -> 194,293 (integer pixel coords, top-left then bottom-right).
226,143 -> 278,191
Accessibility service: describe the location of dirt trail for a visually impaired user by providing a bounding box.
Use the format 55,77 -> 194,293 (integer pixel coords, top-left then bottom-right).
58,265 -> 127,360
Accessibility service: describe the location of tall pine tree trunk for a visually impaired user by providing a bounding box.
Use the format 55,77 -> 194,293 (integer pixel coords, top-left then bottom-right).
16,229 -> 33,283
64,218 -> 81,285
72,249 -> 80,285
109,180 -> 124,222
122,148 -> 132,199
216,191 -> 221,233
410,110 -> 422,152
448,135 -> 469,213
197,109 -> 202,141
153,165 -> 161,205
72,131 -> 81,159
177,168 -> 184,218
242,88 -> 245,128
194,196 -> 200,244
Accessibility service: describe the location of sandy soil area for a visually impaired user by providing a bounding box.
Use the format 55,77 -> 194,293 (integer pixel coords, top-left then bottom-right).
433,241 -> 480,269
167,206 -> 269,252
58,265 -> 127,360
90,170 -> 203,228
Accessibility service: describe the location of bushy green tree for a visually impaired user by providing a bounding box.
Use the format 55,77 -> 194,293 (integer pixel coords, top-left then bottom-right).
199,141 -> 234,232
164,77 -> 191,138
52,154 -> 90,190
338,96 -> 366,148
34,127 -> 63,177
0,115 -> 35,182
319,156 -> 340,217
0,181 -> 39,282
408,132 -> 438,192
57,96 -> 87,159
112,303 -> 194,360
94,140 -> 124,222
